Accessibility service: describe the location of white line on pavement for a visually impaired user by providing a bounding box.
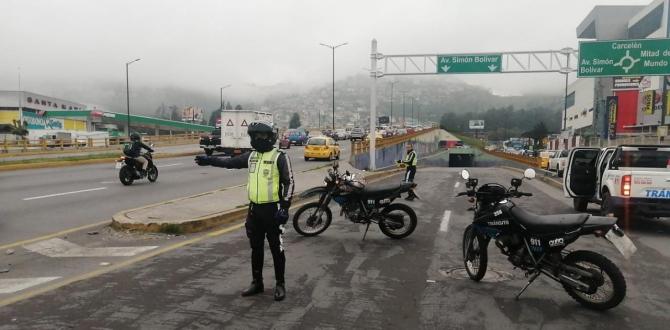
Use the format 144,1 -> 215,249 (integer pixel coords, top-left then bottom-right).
157,163 -> 182,168
440,210 -> 451,233
23,238 -> 158,257
100,181 -> 114,184
0,277 -> 61,294
454,181 -> 460,188
23,187 -> 108,201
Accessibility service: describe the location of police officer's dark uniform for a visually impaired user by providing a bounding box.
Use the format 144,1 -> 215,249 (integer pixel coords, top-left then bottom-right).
195,121 -> 294,301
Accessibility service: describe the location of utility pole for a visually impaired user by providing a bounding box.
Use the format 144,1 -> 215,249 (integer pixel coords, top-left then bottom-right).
411,97 -> 414,126
126,58 -> 141,137
320,42 -> 348,130
220,84 -> 231,111
389,81 -> 397,125
401,92 -> 407,127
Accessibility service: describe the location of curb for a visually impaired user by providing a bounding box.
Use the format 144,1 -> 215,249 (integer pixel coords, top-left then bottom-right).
0,151 -> 202,172
500,166 -> 563,190
111,167 -> 405,234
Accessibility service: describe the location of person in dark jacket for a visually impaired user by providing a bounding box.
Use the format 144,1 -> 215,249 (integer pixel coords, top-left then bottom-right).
127,133 -> 154,176
195,120 -> 294,301
397,143 -> 418,201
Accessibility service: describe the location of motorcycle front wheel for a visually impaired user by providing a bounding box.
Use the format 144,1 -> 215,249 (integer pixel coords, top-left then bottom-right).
378,203 -> 417,239
147,165 -> 158,182
561,250 -> 626,310
119,166 -> 134,186
292,202 -> 332,237
462,224 -> 488,281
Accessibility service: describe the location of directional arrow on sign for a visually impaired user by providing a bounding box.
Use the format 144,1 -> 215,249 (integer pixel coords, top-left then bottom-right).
441,65 -> 451,72
23,238 -> 158,257
488,64 -> 498,72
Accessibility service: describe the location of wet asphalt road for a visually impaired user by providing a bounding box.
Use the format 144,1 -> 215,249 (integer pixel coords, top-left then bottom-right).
0,167 -> 669,329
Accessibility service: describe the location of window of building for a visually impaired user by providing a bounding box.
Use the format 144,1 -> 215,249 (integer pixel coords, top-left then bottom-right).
566,92 -> 575,108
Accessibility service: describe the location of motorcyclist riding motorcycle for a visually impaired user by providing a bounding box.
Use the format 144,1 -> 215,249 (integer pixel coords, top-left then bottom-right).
194,120 -> 294,302
124,133 -> 154,177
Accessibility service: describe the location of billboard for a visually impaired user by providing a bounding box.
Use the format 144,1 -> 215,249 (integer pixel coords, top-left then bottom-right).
181,106 -> 204,122
378,116 -> 390,125
469,120 -> 485,130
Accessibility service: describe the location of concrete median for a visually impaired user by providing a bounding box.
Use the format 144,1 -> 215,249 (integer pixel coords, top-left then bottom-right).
112,163 -> 405,234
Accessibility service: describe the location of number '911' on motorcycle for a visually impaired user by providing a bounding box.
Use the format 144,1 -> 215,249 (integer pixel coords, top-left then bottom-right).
292,161 -> 418,240
457,168 -> 636,311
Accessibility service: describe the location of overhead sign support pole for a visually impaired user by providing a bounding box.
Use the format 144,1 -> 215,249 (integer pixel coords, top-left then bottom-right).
369,39 -> 378,171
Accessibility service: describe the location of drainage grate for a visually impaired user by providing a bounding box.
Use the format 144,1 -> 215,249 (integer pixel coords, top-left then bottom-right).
439,267 -> 515,283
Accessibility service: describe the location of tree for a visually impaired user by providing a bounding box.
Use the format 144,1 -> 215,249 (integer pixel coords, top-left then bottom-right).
289,113 -> 301,129
208,110 -> 220,126
234,104 -> 243,110
225,101 -> 233,110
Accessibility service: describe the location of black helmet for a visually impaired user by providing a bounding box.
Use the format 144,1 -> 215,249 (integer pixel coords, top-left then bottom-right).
130,132 -> 141,142
247,120 -> 277,152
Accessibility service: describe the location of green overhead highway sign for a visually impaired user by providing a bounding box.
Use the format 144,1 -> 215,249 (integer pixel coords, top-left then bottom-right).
437,54 -> 502,74
578,38 -> 670,77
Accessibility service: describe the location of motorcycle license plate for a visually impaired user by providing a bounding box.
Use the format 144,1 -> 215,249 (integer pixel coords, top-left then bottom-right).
605,229 -> 637,260
115,162 -> 122,169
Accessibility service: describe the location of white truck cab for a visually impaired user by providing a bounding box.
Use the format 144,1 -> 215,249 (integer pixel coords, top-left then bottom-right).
564,145 -> 670,221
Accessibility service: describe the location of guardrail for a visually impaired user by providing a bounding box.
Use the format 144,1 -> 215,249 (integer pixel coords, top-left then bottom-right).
482,149 -> 542,168
351,128 -> 437,155
1,133 -> 201,154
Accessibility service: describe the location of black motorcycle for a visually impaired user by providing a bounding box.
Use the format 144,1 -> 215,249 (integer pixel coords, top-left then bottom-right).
116,151 -> 158,186
457,168 -> 636,310
293,162 -> 418,239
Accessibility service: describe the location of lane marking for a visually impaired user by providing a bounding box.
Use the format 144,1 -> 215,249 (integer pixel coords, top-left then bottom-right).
0,277 -> 61,294
0,220 -> 110,252
23,187 -> 107,201
0,222 -> 245,307
454,181 -> 460,188
440,210 -> 451,233
157,163 -> 182,168
100,181 -> 114,184
23,238 -> 158,258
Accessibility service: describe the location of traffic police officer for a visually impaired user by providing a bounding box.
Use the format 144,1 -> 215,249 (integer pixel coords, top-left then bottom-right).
398,143 -> 418,200
195,120 -> 294,301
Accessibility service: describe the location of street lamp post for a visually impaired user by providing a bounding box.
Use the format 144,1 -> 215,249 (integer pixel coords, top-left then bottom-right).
410,97 -> 414,126
389,81 -> 397,125
320,42 -> 348,130
126,58 -> 141,137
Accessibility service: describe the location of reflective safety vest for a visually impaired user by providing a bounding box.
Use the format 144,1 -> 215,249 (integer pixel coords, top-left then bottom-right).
405,150 -> 418,166
247,148 -> 281,204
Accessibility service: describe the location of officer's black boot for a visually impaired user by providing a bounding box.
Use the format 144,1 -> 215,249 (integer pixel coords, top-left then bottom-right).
241,279 -> 264,297
274,282 -> 285,301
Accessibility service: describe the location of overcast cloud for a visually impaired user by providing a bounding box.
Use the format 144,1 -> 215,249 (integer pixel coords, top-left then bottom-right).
0,0 -> 654,98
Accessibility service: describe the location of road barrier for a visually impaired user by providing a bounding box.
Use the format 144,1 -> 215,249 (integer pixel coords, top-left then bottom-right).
349,128 -> 443,170
1,133 -> 201,154
481,149 -> 542,168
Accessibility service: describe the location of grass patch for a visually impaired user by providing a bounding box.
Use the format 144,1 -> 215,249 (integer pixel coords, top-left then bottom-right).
159,223 -> 184,235
0,152 -> 120,166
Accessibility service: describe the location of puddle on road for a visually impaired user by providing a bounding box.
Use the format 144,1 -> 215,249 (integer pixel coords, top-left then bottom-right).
439,267 -> 516,283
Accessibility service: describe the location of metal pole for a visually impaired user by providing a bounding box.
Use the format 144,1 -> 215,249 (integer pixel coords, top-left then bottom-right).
332,47 -> 335,130
126,63 -> 130,137
390,81 -> 396,125
18,67 -> 22,125
402,93 -> 406,127
220,88 -> 223,110
563,72 -> 568,131
411,97 -> 414,126
369,39 -> 378,170
662,0 -> 670,130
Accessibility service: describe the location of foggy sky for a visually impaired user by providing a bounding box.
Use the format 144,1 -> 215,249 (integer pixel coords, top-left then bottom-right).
0,0 -> 654,100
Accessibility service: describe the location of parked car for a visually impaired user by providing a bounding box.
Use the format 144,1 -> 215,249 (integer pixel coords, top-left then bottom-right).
564,145 -> 670,218
350,127 -> 366,140
304,136 -> 341,161
334,128 -> 350,140
278,135 -> 291,149
549,149 -> 569,177
287,129 -> 309,146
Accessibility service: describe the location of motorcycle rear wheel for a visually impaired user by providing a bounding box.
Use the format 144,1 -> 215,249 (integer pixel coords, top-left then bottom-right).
119,166 -> 134,186
462,224 -> 488,281
378,203 -> 417,239
292,202 -> 332,237
561,250 -> 626,310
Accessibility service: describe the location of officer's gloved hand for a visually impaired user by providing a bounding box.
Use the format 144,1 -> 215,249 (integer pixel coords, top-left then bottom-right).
195,155 -> 211,166
396,160 -> 402,164
275,208 -> 289,225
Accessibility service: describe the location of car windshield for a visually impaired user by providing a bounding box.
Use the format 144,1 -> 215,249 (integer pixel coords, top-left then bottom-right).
308,138 -> 326,145
560,150 -> 569,157
617,148 -> 670,168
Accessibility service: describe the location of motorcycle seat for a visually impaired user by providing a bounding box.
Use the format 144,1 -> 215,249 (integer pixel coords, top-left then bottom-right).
510,206 -> 589,235
361,182 -> 413,198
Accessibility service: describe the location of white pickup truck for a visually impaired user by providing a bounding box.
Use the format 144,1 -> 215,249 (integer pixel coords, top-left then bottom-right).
564,145 -> 670,221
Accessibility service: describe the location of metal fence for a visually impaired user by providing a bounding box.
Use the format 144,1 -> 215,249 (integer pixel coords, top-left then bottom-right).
1,133 -> 201,153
